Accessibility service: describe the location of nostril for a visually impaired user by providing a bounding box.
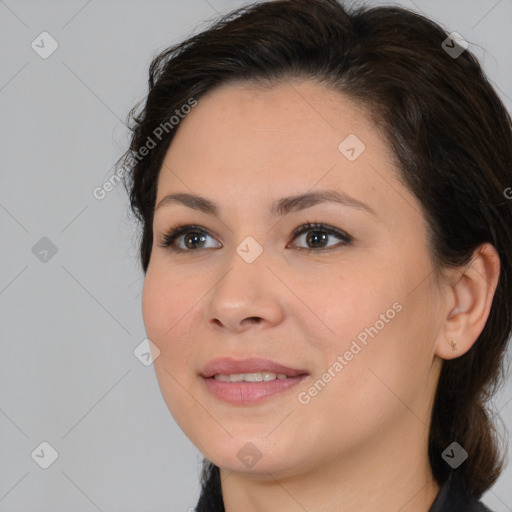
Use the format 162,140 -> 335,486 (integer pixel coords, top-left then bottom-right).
246,317 -> 262,324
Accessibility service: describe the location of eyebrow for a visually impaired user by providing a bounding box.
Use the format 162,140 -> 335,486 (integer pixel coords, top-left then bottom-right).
154,189 -> 376,217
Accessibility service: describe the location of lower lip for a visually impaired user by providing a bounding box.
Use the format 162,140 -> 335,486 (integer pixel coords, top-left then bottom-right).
202,375 -> 308,405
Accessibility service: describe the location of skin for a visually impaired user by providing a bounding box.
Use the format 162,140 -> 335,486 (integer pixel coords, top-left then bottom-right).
142,79 -> 500,512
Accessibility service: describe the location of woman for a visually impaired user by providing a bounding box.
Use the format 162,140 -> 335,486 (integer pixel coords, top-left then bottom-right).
119,0 -> 512,510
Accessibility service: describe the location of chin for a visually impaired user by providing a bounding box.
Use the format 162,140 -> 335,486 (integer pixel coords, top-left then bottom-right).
202,440 -> 307,479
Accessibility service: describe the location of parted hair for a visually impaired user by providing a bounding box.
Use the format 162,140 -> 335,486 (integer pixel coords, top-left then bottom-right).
119,1 -> 512,509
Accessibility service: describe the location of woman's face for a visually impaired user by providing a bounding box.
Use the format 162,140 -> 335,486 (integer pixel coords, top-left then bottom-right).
142,79 -> 446,478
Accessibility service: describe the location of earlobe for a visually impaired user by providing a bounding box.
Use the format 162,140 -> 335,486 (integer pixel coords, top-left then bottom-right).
434,243 -> 500,361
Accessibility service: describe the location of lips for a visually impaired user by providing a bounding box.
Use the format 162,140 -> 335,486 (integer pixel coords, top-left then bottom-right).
200,357 -> 308,379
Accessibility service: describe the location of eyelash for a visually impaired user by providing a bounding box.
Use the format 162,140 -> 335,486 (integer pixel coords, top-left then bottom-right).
157,221 -> 353,253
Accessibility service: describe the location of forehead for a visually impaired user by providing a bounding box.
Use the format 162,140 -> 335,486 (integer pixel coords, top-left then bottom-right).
155,79 -> 420,223
165,79 -> 381,159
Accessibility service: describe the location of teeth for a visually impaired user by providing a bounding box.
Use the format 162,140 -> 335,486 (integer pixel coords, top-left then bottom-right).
213,371 -> 290,382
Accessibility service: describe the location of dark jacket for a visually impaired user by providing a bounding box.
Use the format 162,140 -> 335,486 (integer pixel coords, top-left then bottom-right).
428,471 -> 492,512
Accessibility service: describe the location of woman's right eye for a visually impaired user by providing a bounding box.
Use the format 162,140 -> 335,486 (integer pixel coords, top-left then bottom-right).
157,224 -> 221,252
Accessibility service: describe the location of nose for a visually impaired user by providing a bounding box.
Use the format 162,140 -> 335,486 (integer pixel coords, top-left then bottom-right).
202,248 -> 286,333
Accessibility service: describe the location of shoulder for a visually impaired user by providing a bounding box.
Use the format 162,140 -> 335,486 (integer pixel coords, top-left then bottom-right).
471,502 -> 493,512
428,471 -> 495,512
469,501 -> 493,512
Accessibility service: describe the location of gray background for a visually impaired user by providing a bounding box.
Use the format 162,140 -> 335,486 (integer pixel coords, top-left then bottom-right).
0,0 -> 511,510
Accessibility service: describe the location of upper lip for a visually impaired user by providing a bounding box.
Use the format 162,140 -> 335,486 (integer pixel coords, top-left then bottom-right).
200,357 -> 308,378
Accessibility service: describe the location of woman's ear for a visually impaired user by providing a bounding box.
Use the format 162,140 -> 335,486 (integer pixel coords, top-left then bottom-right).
435,243 -> 500,360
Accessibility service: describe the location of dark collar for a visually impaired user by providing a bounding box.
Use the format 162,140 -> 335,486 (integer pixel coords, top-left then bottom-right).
428,472 -> 492,512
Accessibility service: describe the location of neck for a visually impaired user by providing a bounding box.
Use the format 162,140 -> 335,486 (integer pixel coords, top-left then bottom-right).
220,420 -> 440,512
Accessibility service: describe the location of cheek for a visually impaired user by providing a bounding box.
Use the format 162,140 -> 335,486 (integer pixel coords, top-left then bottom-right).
296,260 -> 404,353
141,267 -> 197,358
297,306 -> 432,448
141,269 -> 202,425
300,260 -> 436,409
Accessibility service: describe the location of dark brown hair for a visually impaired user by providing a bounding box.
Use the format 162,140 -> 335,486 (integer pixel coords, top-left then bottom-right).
119,0 -> 512,508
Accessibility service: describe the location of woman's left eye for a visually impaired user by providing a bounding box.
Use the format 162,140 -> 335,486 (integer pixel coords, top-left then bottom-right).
289,221 -> 353,251
157,221 -> 353,252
